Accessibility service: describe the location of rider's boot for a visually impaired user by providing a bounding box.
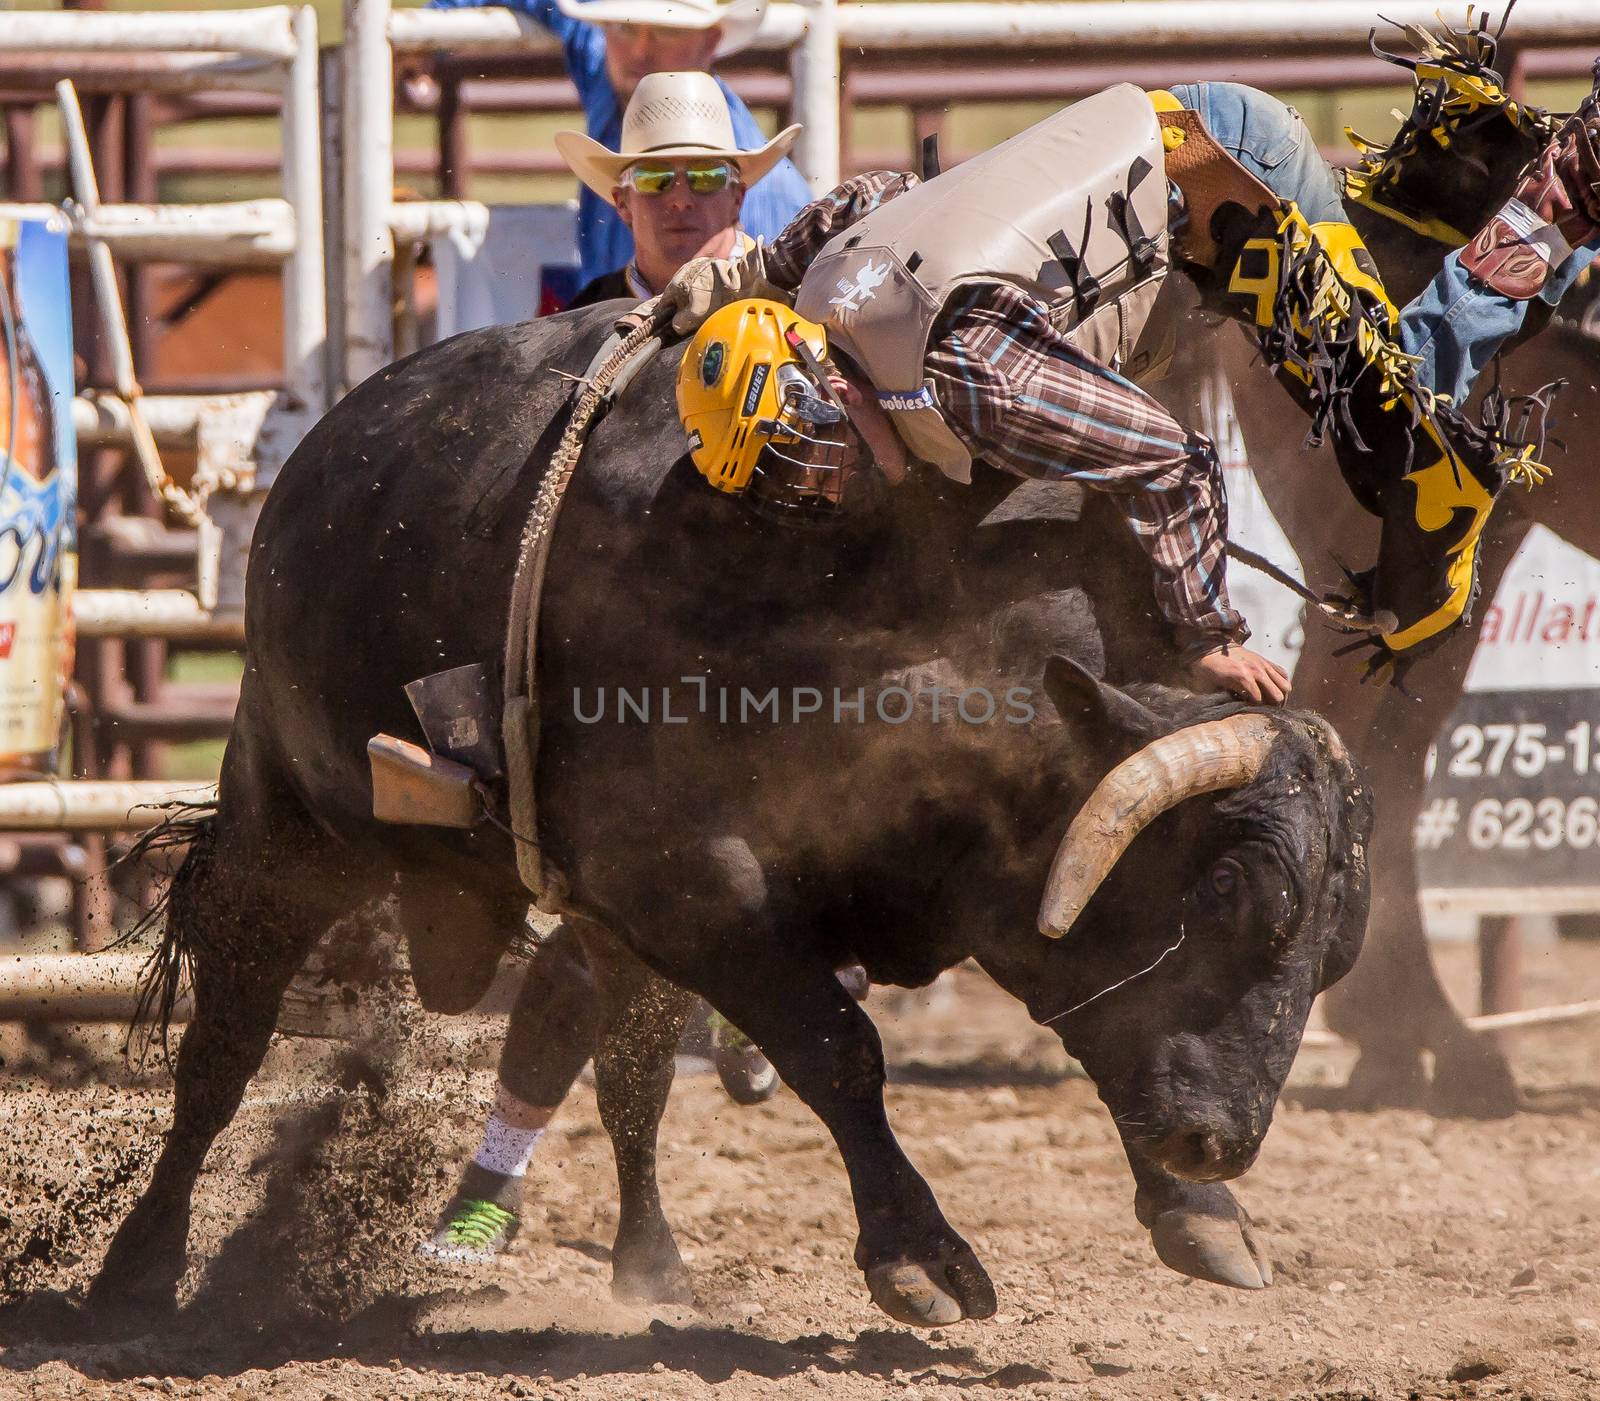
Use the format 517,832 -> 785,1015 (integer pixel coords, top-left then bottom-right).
1214,200 -> 1528,677
709,1009 -> 781,1105
422,1162 -> 526,1264
1343,12 -> 1555,248
420,1084 -> 550,1263
1461,90 -> 1600,301
1153,75 -> 1501,659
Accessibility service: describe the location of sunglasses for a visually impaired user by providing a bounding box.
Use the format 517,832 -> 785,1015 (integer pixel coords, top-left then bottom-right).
624,161 -> 737,196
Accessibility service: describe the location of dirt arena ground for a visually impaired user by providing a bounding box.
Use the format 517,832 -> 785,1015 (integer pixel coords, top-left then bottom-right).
1,937 -> 1597,1401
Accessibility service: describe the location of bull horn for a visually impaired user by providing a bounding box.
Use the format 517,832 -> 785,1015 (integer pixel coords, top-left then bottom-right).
1038,714 -> 1280,938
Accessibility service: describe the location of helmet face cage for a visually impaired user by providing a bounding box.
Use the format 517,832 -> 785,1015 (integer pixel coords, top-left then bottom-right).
745,361 -> 859,525
677,300 -> 870,522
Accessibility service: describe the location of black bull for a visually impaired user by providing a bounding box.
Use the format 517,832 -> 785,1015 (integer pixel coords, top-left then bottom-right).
89,305 -> 1371,1329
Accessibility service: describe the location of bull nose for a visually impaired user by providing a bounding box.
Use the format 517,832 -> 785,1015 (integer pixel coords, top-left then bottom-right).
1148,1125 -> 1259,1182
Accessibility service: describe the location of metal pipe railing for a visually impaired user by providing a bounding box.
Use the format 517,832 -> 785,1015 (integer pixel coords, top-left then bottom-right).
790,0 -> 839,193
0,53 -> 283,96
0,781 -> 217,831
73,591 -> 245,642
0,9 -> 299,61
0,952 -> 192,1023
833,0 -> 1600,48
343,0 -> 398,390
0,198 -> 296,265
281,4 -> 327,419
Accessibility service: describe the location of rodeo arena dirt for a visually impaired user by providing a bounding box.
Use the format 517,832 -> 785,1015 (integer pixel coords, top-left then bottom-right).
6,1 -> 1600,1399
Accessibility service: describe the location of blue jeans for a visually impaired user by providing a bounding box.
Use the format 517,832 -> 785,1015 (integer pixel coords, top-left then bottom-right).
1167,81 -> 1600,404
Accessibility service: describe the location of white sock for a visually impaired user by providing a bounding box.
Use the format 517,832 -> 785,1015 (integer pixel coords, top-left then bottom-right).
470,1085 -> 554,1179
472,1116 -> 545,1179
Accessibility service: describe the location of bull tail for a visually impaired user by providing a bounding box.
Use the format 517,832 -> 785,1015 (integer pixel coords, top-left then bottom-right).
112,799 -> 219,1065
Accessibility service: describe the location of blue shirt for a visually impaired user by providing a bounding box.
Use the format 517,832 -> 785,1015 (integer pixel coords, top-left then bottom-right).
428,0 -> 815,286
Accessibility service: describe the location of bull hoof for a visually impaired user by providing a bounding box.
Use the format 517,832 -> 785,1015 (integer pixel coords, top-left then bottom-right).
0,1291 -> 93,1345
81,1280 -> 180,1337
611,1235 -> 696,1307
89,1199 -> 188,1327
87,1241 -> 183,1330
864,1245 -> 997,1328
1339,1046 -> 1429,1110
1149,1207 -> 1271,1291
613,1261 -> 696,1307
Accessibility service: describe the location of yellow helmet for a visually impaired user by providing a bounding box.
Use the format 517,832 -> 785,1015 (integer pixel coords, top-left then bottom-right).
677,299 -> 856,521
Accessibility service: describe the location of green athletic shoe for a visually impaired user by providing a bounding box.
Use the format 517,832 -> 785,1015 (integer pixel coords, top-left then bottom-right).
419,1196 -> 520,1264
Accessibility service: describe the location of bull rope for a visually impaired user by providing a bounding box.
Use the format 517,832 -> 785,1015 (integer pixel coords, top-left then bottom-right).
501,309 -> 671,909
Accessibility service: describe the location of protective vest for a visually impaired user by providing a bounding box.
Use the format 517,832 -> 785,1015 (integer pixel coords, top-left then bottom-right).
793,84 -> 1172,484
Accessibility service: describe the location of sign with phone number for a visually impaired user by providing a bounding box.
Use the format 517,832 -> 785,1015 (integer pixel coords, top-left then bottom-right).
1416,689 -> 1600,888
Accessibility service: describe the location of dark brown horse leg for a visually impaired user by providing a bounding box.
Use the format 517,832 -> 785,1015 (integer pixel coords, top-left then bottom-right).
572,921 -> 696,1305
1317,508 -> 1530,1117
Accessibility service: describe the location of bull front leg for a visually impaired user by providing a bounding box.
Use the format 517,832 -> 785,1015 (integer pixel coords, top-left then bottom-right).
701,954 -> 995,1326
615,836 -> 996,1328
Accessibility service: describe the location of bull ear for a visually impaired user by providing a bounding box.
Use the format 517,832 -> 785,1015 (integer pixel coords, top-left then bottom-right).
1042,655 -> 1170,760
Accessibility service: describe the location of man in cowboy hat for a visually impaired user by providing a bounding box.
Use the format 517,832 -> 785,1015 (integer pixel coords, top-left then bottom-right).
555,69 -> 798,305
428,0 -> 812,288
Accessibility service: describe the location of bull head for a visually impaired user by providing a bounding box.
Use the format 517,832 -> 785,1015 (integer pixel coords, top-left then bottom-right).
1020,656 -> 1371,1194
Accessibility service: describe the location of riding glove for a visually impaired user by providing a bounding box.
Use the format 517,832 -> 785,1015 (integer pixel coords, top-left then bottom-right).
655,243 -> 788,335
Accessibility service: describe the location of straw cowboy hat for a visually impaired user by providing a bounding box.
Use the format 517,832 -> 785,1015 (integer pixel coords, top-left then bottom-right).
553,0 -> 767,59
555,70 -> 802,207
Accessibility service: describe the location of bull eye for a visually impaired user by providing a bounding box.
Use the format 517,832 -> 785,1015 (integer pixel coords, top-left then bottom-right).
1209,860 -> 1241,898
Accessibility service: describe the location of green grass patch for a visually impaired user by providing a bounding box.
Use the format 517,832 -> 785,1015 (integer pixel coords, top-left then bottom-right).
163,650 -> 243,781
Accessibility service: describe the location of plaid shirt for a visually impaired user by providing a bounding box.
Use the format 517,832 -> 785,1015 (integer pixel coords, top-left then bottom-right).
765,172 -> 1247,658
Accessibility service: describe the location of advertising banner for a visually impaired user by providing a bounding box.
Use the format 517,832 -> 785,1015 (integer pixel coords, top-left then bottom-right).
0,215 -> 76,777
1415,528 -> 1600,901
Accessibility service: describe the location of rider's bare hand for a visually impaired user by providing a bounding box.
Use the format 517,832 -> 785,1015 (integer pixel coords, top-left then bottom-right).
1188,646 -> 1291,707
828,373 -> 908,484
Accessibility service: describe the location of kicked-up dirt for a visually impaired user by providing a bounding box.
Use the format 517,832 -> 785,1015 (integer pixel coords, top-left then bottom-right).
0,939 -> 1597,1400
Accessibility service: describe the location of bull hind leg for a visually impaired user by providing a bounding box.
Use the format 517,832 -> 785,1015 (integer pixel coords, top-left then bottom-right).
573,921 -> 697,1304
89,775 -> 382,1318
